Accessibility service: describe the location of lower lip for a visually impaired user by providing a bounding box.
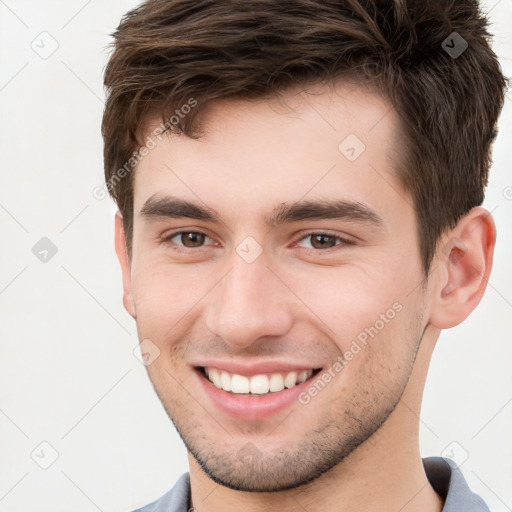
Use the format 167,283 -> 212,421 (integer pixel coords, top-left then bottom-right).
194,368 -> 320,421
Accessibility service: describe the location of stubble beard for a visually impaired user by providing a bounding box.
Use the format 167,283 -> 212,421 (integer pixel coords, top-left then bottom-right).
149,328 -> 424,492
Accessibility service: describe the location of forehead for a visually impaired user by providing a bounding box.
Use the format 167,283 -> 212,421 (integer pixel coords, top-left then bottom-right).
133,83 -> 410,223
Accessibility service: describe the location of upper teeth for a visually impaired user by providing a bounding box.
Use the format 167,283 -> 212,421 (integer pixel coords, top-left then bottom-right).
205,367 -> 314,394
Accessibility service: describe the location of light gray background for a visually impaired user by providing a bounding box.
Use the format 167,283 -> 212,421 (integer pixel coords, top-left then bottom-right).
0,1 -> 511,511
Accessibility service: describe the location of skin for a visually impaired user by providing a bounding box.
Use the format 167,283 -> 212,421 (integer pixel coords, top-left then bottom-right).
115,83 -> 495,512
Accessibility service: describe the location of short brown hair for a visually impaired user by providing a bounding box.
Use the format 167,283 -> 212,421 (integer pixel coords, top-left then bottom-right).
102,0 -> 506,273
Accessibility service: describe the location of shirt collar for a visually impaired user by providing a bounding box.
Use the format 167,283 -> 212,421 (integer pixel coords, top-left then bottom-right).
143,457 -> 490,511
423,457 -> 490,511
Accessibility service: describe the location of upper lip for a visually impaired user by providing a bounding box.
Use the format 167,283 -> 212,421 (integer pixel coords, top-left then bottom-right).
194,359 -> 322,377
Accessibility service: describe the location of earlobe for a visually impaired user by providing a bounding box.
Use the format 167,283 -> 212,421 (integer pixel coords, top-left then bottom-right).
114,212 -> 136,319
429,207 -> 496,329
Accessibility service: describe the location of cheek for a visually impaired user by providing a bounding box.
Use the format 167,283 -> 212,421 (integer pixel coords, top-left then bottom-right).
130,261 -> 212,338
320,301 -> 421,410
283,259 -> 423,367
287,265 -> 403,336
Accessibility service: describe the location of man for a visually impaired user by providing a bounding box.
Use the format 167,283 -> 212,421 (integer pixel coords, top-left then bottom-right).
102,0 -> 506,510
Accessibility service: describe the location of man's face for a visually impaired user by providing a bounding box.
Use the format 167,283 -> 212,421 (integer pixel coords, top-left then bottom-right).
120,84 -> 432,491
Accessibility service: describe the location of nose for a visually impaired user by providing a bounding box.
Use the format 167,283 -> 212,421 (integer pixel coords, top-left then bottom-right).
204,253 -> 293,349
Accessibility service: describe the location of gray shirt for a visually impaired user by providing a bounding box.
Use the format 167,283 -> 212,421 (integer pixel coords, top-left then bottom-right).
131,457 -> 489,512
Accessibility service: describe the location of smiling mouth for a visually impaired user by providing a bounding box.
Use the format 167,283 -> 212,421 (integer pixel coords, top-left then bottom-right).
198,366 -> 322,396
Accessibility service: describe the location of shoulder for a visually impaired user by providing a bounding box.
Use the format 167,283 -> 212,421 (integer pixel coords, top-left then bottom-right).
423,457 -> 489,512
129,461 -> 490,511
130,473 -> 191,512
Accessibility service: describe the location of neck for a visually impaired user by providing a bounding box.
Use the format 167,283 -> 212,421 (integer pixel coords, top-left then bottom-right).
188,327 -> 443,512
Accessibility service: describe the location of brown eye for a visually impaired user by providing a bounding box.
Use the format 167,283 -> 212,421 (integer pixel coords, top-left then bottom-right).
309,234 -> 339,249
165,231 -> 210,248
296,233 -> 349,250
180,232 -> 206,247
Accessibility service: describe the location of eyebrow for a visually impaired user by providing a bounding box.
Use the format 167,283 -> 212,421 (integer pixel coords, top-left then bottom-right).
139,195 -> 384,228
140,196 -> 218,222
265,200 -> 384,227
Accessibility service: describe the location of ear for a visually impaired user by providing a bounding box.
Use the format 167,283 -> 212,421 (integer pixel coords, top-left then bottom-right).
428,207 -> 496,329
114,212 -> 136,319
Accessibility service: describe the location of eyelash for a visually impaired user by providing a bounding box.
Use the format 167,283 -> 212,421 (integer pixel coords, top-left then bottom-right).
296,231 -> 355,250
159,230 -> 355,251
161,231 -> 212,248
